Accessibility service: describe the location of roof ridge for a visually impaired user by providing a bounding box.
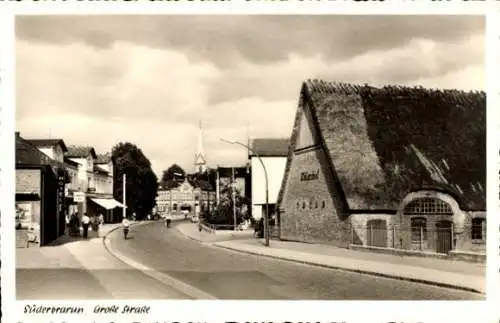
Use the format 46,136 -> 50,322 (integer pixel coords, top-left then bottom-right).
305,79 -> 366,96
304,78 -> 485,96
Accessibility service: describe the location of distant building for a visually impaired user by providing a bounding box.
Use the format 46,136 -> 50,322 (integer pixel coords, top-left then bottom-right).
277,80 -> 486,261
156,177 -> 215,216
65,146 -> 123,223
249,138 -> 289,222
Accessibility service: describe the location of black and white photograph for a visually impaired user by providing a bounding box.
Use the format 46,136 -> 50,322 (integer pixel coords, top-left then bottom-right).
14,15 -> 486,301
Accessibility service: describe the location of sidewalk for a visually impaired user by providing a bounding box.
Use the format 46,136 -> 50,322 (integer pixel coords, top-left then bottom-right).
176,222 -> 254,243
17,221 -> 189,299
176,222 -> 485,294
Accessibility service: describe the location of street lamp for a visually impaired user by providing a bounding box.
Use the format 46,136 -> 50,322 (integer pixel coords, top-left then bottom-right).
220,138 -> 270,247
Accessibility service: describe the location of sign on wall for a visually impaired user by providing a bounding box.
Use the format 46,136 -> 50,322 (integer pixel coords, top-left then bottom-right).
300,170 -> 320,181
57,169 -> 66,215
74,191 -> 85,203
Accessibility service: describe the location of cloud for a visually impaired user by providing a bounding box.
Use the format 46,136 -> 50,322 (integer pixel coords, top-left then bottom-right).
15,15 -> 485,177
16,15 -> 484,68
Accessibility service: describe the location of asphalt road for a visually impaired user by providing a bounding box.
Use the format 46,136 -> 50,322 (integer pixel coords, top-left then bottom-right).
16,234 -> 191,300
107,222 -> 483,300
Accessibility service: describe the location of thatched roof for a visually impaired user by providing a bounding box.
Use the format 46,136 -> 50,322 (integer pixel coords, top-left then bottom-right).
278,79 -> 486,211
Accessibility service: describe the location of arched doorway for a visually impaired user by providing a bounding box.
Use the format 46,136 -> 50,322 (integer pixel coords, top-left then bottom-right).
366,219 -> 387,248
403,195 -> 454,253
436,220 -> 453,254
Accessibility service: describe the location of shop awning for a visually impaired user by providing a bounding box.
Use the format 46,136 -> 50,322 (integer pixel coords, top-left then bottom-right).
91,198 -> 126,210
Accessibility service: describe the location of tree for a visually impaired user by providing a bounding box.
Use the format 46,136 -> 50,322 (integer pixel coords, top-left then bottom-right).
161,164 -> 186,183
205,181 -> 249,227
112,142 -> 158,221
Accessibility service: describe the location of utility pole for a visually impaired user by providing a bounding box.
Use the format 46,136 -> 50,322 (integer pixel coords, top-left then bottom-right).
122,173 -> 126,220
232,167 -> 237,230
216,167 -> 220,205
220,138 -> 270,246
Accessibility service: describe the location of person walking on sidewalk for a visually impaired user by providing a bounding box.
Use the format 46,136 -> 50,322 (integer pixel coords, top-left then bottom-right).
81,213 -> 90,240
65,212 -> 70,234
166,213 -> 172,228
122,215 -> 131,239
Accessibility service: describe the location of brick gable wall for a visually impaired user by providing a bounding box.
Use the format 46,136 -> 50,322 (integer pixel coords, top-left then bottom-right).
280,147 -> 349,246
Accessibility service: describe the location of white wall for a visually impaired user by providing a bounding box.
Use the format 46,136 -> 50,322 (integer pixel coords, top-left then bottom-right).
251,156 -> 287,218
94,173 -> 113,195
38,146 -> 64,163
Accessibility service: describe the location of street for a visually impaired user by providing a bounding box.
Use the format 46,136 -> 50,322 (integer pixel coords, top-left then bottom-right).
16,227 -> 191,300
106,222 -> 483,300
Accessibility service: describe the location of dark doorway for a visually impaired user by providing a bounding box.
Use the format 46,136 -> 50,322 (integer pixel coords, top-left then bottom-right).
366,219 -> 387,248
436,220 -> 453,254
180,205 -> 192,212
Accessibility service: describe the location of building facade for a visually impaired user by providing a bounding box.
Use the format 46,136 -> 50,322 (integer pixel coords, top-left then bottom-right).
249,138 -> 289,222
157,178 -> 215,216
277,80 -> 486,261
15,133 -> 66,247
65,146 -> 123,223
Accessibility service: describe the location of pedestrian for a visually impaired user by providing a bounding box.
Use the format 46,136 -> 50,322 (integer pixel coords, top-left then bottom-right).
98,213 -> 104,226
70,212 -> 79,236
166,213 -> 172,228
65,212 -> 70,234
81,213 -> 90,239
122,215 -> 130,239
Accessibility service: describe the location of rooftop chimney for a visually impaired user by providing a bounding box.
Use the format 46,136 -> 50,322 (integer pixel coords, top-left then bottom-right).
15,131 -> 20,137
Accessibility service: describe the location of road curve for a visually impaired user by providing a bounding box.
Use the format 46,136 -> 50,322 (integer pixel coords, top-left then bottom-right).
106,221 -> 483,300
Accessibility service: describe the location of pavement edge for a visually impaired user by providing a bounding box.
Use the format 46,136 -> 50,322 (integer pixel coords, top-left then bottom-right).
102,222 -> 218,300
213,243 -> 484,296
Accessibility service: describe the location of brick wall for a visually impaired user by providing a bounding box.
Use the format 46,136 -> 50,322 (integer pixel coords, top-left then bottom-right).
280,147 -> 349,246
16,169 -> 41,194
457,211 -> 486,253
349,213 -> 394,247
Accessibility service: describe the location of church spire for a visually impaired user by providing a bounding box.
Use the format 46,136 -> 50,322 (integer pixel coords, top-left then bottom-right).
194,120 -> 207,173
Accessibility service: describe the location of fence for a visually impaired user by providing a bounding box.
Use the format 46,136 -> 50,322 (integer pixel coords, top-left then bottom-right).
349,223 -> 486,255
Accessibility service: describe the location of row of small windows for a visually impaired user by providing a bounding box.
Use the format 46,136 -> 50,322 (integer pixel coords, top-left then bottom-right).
404,197 -> 454,216
296,199 -> 326,210
410,217 -> 486,242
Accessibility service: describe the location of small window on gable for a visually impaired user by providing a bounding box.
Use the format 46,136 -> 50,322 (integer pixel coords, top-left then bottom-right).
296,201 -> 300,210
315,200 -> 318,209
302,201 -> 306,210
322,201 -> 326,208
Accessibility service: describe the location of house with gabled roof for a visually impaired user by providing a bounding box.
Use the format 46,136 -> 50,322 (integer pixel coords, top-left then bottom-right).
15,132 -> 66,247
277,80 -> 486,261
156,177 -> 215,218
28,139 -> 68,164
64,145 -> 123,223
249,138 -> 289,224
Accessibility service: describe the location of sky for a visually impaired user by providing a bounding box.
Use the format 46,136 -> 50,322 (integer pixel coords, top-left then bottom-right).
15,15 -> 485,178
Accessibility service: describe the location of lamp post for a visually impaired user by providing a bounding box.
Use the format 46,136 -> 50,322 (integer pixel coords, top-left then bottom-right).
220,138 -> 270,247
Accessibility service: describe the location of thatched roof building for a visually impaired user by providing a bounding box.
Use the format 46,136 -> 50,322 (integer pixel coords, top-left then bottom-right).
278,79 -> 486,212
